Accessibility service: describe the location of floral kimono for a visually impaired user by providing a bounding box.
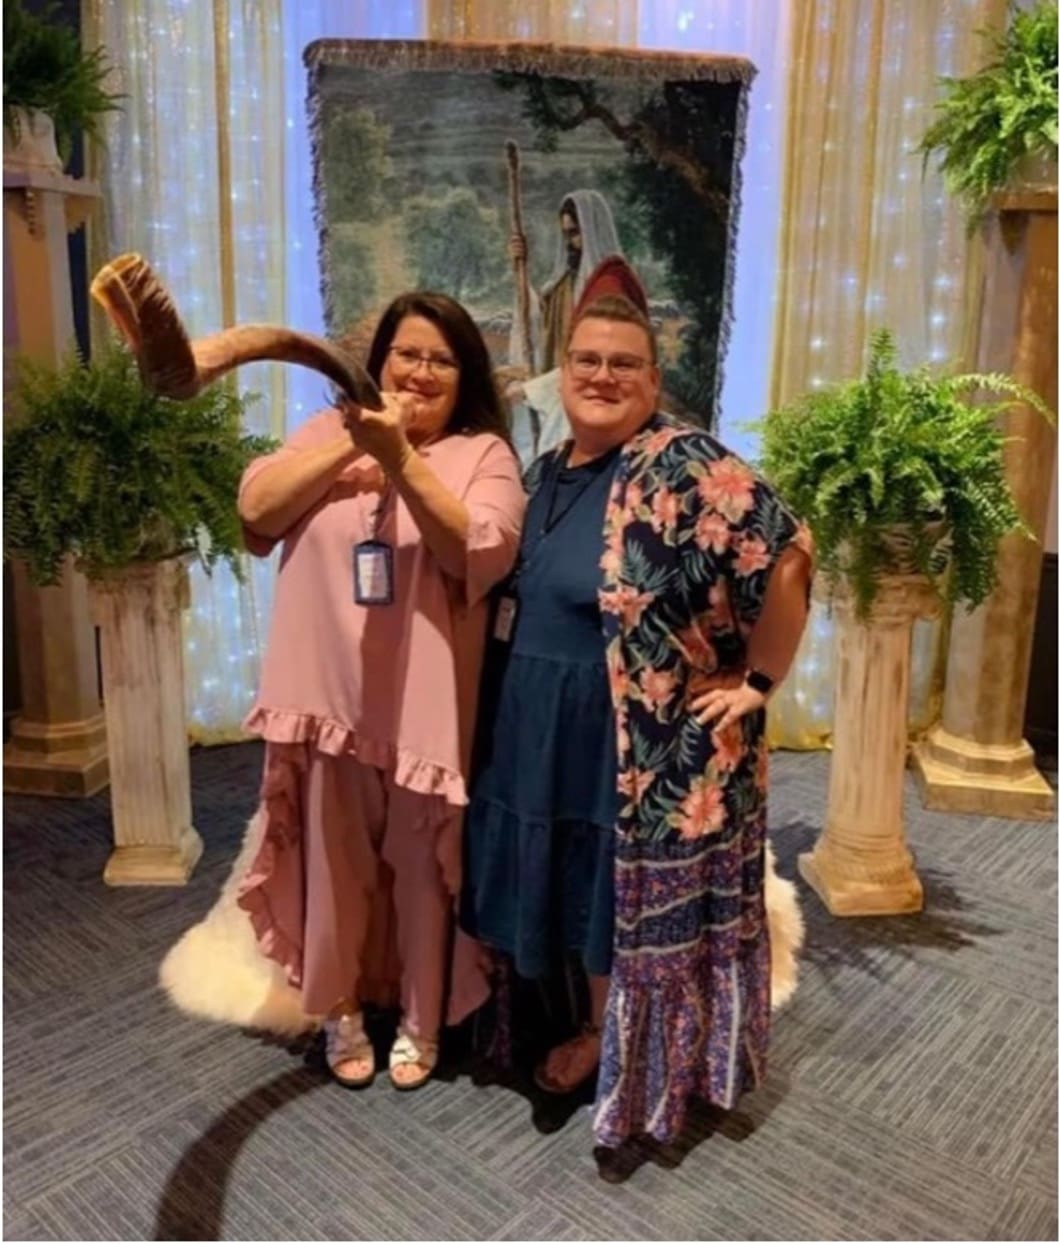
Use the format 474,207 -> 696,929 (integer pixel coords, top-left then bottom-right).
525,412 -> 810,1148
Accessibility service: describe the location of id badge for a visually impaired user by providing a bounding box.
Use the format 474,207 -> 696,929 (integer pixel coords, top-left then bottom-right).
493,594 -> 518,643
353,540 -> 394,605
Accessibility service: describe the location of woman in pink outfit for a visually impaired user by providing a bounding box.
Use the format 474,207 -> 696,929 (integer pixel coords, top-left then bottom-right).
236,292 -> 525,1091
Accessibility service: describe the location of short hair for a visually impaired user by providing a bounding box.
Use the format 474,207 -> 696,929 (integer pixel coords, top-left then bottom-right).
567,294 -> 658,363
365,291 -> 510,440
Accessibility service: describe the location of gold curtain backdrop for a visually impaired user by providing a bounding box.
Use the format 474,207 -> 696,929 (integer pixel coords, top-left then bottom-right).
83,0 -> 287,744
764,0 -> 1007,747
428,0 -> 639,44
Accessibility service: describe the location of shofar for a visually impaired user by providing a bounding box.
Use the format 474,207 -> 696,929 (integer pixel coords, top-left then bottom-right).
90,252 -> 383,409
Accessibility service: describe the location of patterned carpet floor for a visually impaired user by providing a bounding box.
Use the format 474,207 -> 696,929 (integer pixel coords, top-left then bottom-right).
3,743 -> 1057,1241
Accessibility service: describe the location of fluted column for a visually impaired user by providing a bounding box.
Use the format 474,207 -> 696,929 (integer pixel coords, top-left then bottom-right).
90,558 -> 202,885
800,575 -> 938,916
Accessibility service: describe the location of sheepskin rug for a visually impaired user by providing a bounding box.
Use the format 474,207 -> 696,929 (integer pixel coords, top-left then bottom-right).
160,814 -> 804,1036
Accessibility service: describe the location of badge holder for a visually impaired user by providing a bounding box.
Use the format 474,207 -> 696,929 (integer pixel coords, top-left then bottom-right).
493,593 -> 518,642
354,539 -> 394,605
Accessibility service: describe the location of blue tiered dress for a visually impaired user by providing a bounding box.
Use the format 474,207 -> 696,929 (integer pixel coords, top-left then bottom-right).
462,447 -> 621,979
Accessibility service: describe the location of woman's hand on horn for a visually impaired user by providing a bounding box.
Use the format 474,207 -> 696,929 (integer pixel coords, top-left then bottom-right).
341,392 -> 417,475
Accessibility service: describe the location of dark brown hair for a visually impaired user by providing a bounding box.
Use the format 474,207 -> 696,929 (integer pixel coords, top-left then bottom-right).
567,294 -> 658,363
365,291 -> 509,439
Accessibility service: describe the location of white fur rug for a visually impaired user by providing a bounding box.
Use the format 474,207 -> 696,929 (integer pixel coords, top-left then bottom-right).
160,815 -> 804,1036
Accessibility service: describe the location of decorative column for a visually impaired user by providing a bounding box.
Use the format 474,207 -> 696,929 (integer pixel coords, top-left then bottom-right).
799,575 -> 938,916
3,162 -> 109,796
913,190 -> 1058,820
90,559 -> 203,886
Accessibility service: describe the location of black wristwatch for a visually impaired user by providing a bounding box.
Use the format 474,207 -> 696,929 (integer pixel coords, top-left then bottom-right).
744,668 -> 775,696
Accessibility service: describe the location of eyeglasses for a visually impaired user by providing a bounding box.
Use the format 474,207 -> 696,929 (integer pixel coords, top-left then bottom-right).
565,350 -> 650,382
388,345 -> 459,377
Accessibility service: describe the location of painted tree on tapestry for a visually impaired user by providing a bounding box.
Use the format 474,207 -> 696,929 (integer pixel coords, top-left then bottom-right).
308,44 -> 750,454
319,103 -> 392,329
404,189 -> 508,301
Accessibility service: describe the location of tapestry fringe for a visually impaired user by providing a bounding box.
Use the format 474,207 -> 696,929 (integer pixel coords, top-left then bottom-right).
306,62 -> 334,340
712,54 -> 753,430
304,39 -> 755,86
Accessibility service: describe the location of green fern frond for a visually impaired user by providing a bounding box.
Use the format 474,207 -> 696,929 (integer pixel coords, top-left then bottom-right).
918,2 -> 1058,228
759,325 -> 1052,618
3,343 -> 276,585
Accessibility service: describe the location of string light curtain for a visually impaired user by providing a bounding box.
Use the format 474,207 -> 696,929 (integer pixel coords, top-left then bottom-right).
84,0 -> 285,743
637,2 -> 793,464
284,1 -> 423,432
764,0 -> 1008,748
84,0 -> 422,741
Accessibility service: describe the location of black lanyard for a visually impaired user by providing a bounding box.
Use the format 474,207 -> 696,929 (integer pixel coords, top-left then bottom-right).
366,481 -> 393,541
509,446 -> 619,593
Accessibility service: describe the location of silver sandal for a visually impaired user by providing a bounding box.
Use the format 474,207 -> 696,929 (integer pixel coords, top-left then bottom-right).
388,1029 -> 438,1092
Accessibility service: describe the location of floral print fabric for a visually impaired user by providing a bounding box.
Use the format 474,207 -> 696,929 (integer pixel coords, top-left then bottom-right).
525,413 -> 809,1147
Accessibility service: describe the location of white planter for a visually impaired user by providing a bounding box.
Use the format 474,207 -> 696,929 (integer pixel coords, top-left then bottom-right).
89,557 -> 203,886
1008,146 -> 1058,193
3,106 -> 63,174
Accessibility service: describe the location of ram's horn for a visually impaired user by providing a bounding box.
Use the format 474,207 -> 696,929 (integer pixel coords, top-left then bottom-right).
90,253 -> 383,410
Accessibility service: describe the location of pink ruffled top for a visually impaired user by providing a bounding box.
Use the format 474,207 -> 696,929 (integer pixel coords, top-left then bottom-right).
240,409 -> 526,806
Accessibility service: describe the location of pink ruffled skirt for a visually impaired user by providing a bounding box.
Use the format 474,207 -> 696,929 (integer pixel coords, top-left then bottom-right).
236,737 -> 489,1036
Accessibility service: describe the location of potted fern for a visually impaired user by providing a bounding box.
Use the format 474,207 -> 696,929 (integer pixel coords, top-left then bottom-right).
4,344 -> 273,884
762,333 -> 1052,916
918,1 -> 1058,228
3,0 -> 123,173
4,344 -> 271,583
759,329 -> 1051,620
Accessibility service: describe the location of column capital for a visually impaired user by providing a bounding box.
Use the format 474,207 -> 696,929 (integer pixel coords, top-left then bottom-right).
817,571 -> 941,627
89,555 -> 192,619
3,166 -> 100,235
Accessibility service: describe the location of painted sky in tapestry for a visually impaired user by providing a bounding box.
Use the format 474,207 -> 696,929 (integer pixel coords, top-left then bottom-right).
307,43 -> 749,460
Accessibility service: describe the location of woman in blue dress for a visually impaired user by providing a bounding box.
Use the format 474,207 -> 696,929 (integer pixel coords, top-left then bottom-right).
462,278 -> 814,1151
463,427 -> 621,1087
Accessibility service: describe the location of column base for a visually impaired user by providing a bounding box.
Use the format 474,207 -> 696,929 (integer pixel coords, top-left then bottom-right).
798,847 -> 924,917
4,711 -> 109,797
912,725 -> 1055,821
4,740 -> 109,797
103,825 -> 203,887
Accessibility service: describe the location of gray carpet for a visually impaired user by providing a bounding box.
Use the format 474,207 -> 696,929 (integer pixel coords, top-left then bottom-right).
3,743 -> 1057,1241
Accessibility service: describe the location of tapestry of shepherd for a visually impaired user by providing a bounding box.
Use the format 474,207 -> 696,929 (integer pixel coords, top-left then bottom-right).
312,59 -> 744,466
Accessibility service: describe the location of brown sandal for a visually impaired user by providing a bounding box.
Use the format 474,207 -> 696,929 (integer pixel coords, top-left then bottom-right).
533,1025 -> 602,1095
